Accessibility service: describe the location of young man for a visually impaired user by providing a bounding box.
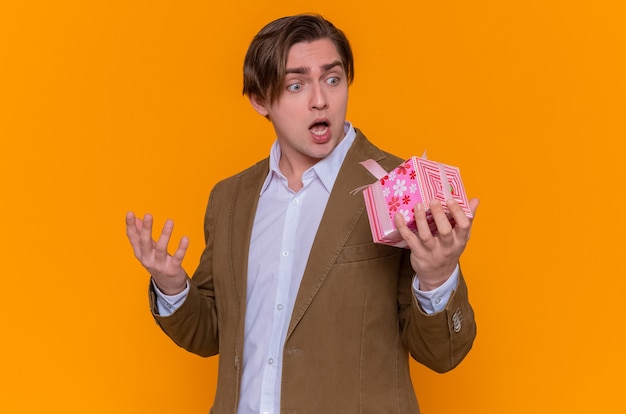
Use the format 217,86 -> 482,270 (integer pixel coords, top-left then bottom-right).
126,14 -> 479,414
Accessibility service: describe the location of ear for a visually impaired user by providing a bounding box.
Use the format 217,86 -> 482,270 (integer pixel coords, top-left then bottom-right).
248,94 -> 269,117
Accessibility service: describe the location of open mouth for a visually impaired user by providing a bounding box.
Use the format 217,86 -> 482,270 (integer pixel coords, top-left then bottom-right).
309,120 -> 330,137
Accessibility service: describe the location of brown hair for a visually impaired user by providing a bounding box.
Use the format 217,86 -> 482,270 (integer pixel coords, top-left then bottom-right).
243,14 -> 354,104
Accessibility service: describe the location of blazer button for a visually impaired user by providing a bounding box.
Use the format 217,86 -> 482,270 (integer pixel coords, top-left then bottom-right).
452,308 -> 463,333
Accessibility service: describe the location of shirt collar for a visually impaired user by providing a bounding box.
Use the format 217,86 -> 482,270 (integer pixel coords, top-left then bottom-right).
260,121 -> 356,195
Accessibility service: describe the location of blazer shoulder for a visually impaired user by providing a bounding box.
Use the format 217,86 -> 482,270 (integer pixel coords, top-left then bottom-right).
211,157 -> 269,194
352,128 -> 405,171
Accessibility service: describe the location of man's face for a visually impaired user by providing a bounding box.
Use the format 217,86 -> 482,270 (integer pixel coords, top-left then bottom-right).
251,38 -> 349,174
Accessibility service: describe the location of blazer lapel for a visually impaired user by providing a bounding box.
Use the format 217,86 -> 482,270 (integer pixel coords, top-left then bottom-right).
229,159 -> 269,311
287,130 -> 390,338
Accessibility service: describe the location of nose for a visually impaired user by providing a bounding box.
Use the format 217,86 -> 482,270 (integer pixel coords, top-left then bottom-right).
309,83 -> 328,110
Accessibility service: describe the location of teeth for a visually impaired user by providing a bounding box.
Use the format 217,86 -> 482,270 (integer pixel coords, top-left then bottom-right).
311,126 -> 328,136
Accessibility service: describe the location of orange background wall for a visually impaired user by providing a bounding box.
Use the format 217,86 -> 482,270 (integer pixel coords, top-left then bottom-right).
1,1 -> 624,413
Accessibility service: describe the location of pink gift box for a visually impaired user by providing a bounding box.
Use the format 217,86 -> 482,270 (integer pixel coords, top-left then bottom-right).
359,156 -> 472,248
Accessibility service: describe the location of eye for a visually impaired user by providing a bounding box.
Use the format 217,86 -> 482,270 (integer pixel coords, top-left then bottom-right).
326,77 -> 340,86
287,83 -> 302,92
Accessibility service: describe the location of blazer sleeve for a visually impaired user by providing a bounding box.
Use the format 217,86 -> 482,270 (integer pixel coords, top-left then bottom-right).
397,250 -> 477,373
147,188 -> 220,358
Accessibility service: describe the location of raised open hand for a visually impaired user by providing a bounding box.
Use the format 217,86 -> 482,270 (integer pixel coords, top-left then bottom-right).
125,212 -> 189,295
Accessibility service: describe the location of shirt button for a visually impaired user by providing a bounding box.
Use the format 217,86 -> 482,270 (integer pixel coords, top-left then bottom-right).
277,304 -> 283,311
282,251 -> 289,257
292,198 -> 299,205
268,357 -> 274,365
434,297 -> 442,305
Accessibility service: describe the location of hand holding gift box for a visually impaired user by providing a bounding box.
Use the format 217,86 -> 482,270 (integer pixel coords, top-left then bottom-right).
359,155 -> 473,248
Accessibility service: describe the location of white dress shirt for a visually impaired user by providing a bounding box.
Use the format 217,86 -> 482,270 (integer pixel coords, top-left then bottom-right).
153,122 -> 458,414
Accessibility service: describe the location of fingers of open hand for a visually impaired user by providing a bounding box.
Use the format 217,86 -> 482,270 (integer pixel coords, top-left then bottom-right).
125,211 -> 137,238
125,211 -> 144,259
125,212 -> 188,284
138,213 -> 155,255
155,219 -> 174,262
147,218 -> 188,277
171,236 -> 190,267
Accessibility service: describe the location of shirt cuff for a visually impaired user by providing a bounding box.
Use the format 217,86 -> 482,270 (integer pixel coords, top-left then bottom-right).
151,279 -> 189,316
412,264 -> 459,314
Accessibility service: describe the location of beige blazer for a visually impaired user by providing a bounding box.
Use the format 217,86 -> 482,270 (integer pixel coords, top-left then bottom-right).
150,130 -> 476,414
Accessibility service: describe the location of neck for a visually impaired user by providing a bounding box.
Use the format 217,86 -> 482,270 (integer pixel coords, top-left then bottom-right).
279,156 -> 315,192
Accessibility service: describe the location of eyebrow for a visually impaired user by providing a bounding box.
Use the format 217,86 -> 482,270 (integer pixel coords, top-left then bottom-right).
285,60 -> 343,75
